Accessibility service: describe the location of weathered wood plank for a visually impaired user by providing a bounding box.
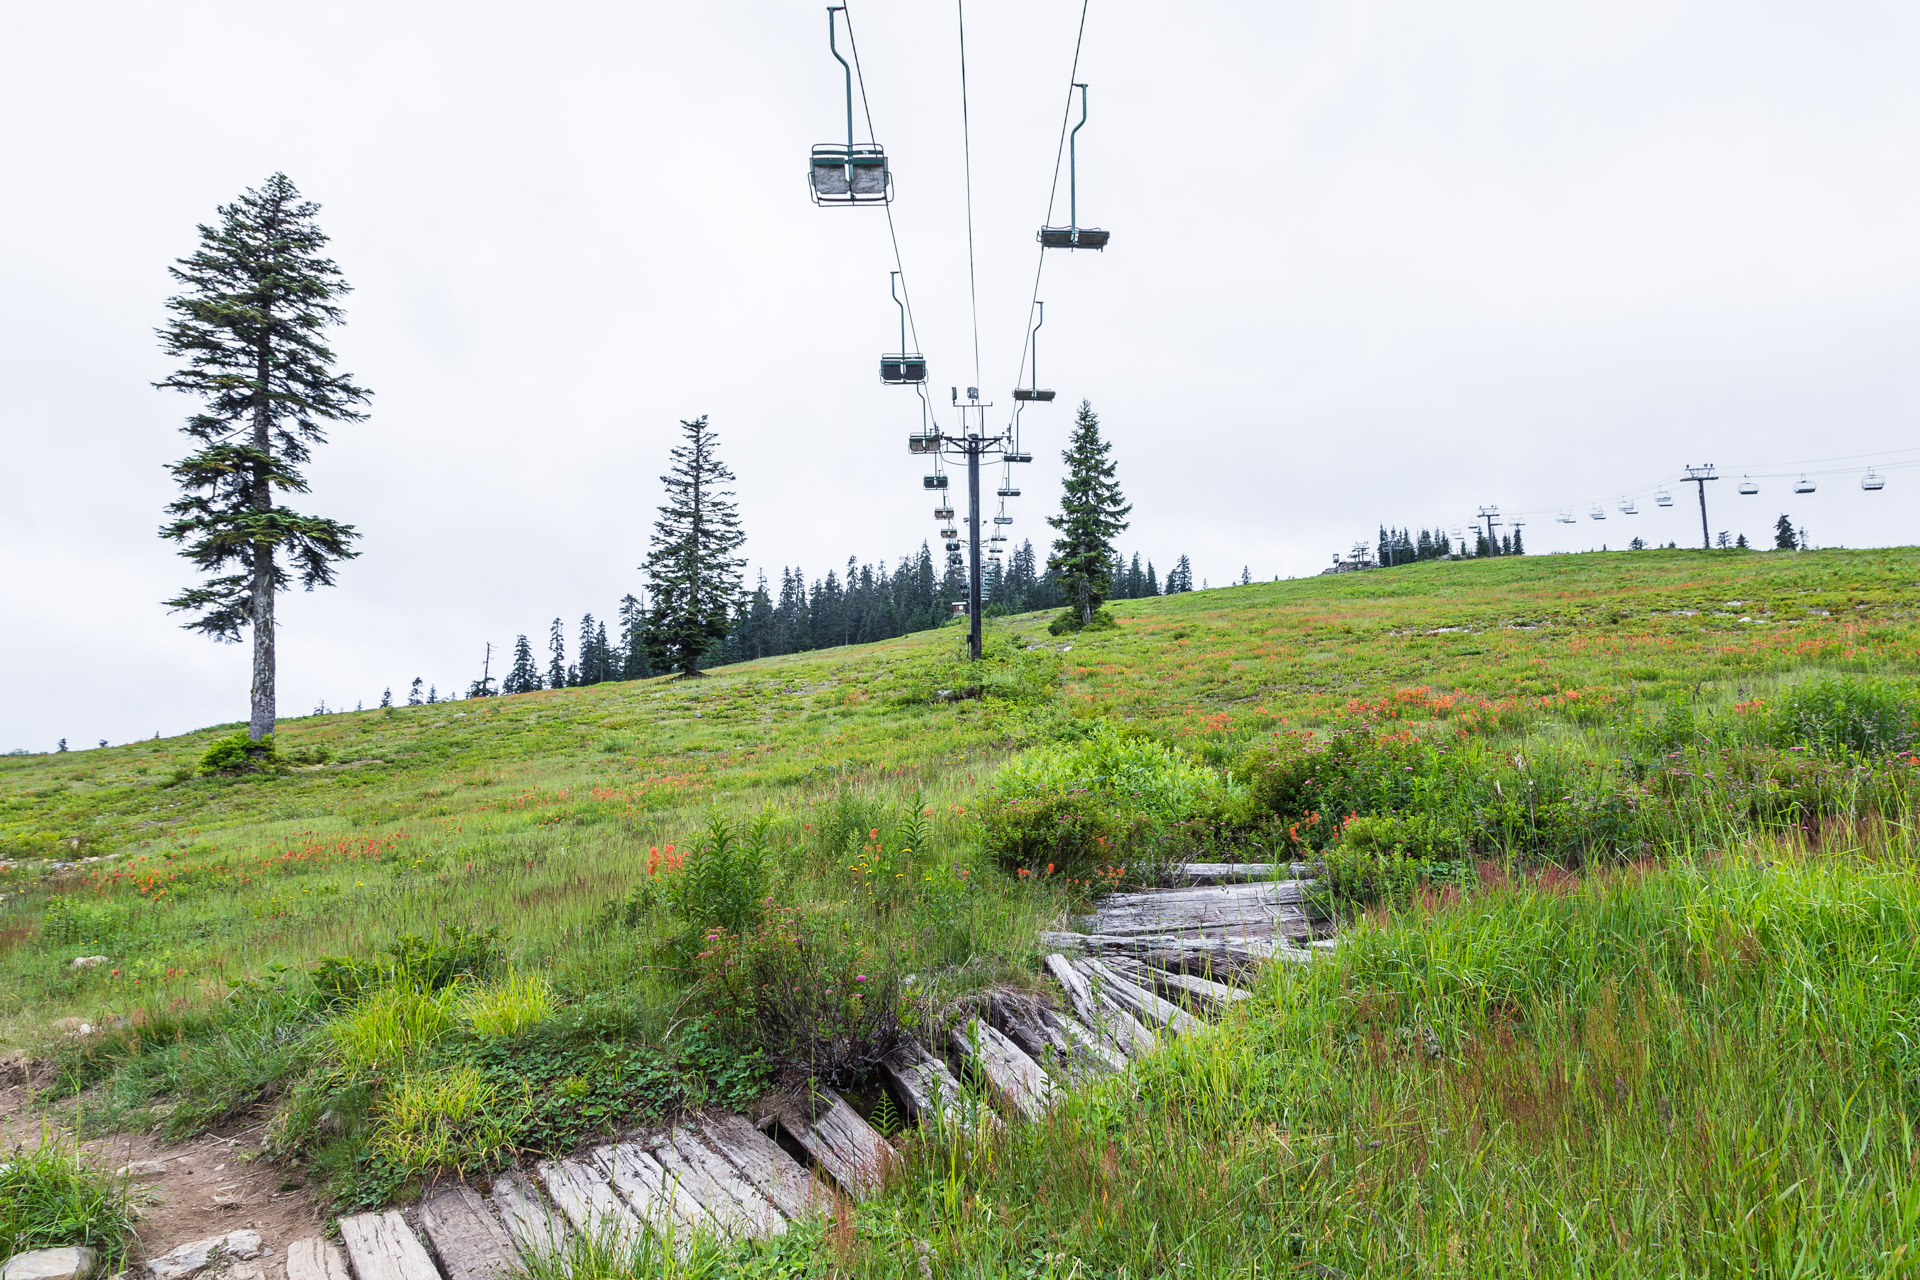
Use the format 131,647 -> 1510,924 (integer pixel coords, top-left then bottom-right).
1076,958 -> 1205,1035
1166,862 -> 1312,886
597,1142 -> 707,1245
697,1114 -> 828,1222
1044,952 -> 1155,1056
1040,931 -> 1307,974
491,1171 -> 572,1265
661,1128 -> 787,1238
882,1042 -> 1000,1133
419,1185 -> 517,1280
1078,881 -> 1311,938
287,1238 -> 351,1280
773,1090 -> 893,1200
988,994 -> 1118,1080
949,1018 -> 1055,1121
337,1212 -> 440,1280
537,1157 -> 648,1254
1105,956 -> 1250,1012
1053,1007 -> 1132,1072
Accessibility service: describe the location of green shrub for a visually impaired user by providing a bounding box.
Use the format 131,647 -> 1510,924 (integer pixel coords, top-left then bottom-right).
196,732 -> 283,776
692,908 -> 903,1086
1048,607 -> 1117,635
0,1134 -> 138,1265
664,813 -> 776,943
1307,813 -> 1464,913
1760,676 -> 1917,757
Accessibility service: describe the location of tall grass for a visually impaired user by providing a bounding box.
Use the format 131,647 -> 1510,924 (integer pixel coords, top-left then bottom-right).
0,1131 -> 138,1265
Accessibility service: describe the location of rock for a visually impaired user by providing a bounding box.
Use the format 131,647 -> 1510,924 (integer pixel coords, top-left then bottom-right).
71,956 -> 108,969
118,1160 -> 168,1179
145,1231 -> 262,1280
3,1247 -> 100,1280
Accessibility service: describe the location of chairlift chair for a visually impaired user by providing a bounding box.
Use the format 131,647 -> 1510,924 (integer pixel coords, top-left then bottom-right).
1012,302 -> 1056,401
993,515 -> 1013,525
1655,488 -> 1674,507
810,10 -> 891,206
945,540 -> 962,553
939,526 -> 958,540
880,273 -> 926,383
908,432 -> 941,454
934,505 -> 955,520
1557,509 -> 1576,524
1005,451 -> 1033,463
1619,498 -> 1638,515
924,474 -> 949,490
997,485 -> 1021,498
1038,86 -> 1110,250
1862,469 -> 1887,491
1738,475 -> 1759,495
1794,474 -> 1816,494
1589,505 -> 1607,520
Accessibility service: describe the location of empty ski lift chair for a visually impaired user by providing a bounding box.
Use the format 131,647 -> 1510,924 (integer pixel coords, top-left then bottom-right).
1619,498 -> 1638,515
1861,469 -> 1887,491
810,8 -> 891,206
880,272 -> 926,383
1013,303 -> 1056,401
909,432 -> 941,453
925,474 -> 949,490
1589,505 -> 1607,520
1738,475 -> 1759,495
1655,488 -> 1674,507
1557,509 -> 1576,524
1794,474 -> 1816,494
1038,85 -> 1110,249
934,504 -> 955,519
997,484 -> 1021,498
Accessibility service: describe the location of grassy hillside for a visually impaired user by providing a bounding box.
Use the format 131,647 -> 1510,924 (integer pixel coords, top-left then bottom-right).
4,547 -> 1919,1274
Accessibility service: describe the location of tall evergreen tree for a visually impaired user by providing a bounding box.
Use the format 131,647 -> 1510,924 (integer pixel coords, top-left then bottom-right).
577,614 -> 601,684
644,416 -> 747,677
547,617 -> 568,688
1046,401 -> 1133,626
1774,514 -> 1798,551
1145,561 -> 1159,595
503,635 -> 542,694
155,173 -> 370,743
1167,555 -> 1193,593
617,594 -> 650,678
407,677 -> 423,705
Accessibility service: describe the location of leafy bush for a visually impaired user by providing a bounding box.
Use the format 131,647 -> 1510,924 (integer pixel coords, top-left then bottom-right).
1307,813 -> 1464,912
692,908 -> 903,1086
664,813 -> 776,943
196,732 -> 284,776
1760,676 -> 1918,757
1048,607 -> 1117,635
999,724 -> 1236,818
0,1134 -> 138,1265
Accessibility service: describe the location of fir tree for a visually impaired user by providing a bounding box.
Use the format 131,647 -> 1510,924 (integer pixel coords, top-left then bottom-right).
467,642 -> 498,698
503,635 -> 542,695
379,687 -> 392,709
57,739 -> 68,753
407,677 -> 423,706
1167,556 -> 1193,593
426,684 -> 438,704
547,617 -> 568,689
1046,401 -> 1132,626
1240,565 -> 1252,585
577,614 -> 601,685
155,173 -> 371,743
644,417 -> 747,677
617,594 -> 650,679
1145,561 -> 1159,595
1774,514 -> 1797,551
1511,526 -> 1525,555
1735,532 -> 1749,549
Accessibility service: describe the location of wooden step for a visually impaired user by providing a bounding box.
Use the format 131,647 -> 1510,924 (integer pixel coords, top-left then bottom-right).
1166,862 -> 1312,886
1044,953 -> 1155,1057
658,1128 -> 787,1237
1040,930 -> 1295,974
988,994 -> 1119,1080
536,1157 -> 647,1254
597,1142 -> 707,1249
1076,958 -> 1204,1035
419,1186 -> 516,1280
772,1089 -> 893,1200
1105,956 -> 1250,1012
337,1212 -> 440,1280
882,1042 -> 1000,1133
287,1239 -> 351,1280
490,1171 -> 572,1265
949,1018 -> 1054,1121
1076,880 -> 1310,938
697,1114 -> 829,1221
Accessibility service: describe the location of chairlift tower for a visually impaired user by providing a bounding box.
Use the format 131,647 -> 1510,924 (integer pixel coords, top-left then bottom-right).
1682,464 -> 1718,550
1476,505 -> 1503,555
912,388 -> 1031,660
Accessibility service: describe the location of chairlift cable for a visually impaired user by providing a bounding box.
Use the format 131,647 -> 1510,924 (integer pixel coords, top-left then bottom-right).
1009,0 -> 1091,427
842,4 -> 922,357
956,0 -> 983,392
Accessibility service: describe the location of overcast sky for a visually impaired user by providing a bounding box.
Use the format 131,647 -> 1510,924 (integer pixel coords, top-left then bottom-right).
4,1 -> 1919,752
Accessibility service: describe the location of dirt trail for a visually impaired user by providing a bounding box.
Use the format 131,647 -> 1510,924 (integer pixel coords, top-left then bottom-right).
1,1059 -> 323,1276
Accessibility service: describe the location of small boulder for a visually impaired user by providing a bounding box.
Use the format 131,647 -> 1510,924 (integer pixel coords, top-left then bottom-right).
145,1232 -> 261,1280
71,957 -> 108,970
2,1247 -> 100,1280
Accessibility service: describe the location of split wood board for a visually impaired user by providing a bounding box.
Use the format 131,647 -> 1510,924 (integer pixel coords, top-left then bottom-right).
1077,881 -> 1309,938
1077,958 -> 1204,1035
537,1157 -> 648,1255
661,1128 -> 787,1238
419,1185 -> 517,1280
1044,952 -> 1155,1057
597,1142 -> 707,1246
337,1212 -> 440,1280
287,1239 -> 351,1280
1167,863 -> 1311,886
882,1043 -> 999,1133
698,1114 -> 829,1221
949,1018 -> 1054,1121
770,1091 -> 892,1200
1104,956 -> 1250,1010
490,1171 -> 572,1264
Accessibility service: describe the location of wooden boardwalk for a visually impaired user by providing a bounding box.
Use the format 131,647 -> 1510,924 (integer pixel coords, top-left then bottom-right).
302,865 -> 1327,1276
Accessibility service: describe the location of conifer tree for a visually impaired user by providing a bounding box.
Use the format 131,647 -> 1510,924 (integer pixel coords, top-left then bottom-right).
1774,514 -> 1797,551
1511,526 -> 1525,555
577,614 -> 601,684
1046,401 -> 1133,626
503,635 -> 542,694
407,677 -> 423,706
617,594 -> 650,679
547,618 -> 568,688
379,687 -> 392,709
155,174 -> 371,744
426,685 -> 438,704
1240,565 -> 1252,585
643,416 -> 747,677
1145,561 -> 1159,595
1167,555 -> 1193,593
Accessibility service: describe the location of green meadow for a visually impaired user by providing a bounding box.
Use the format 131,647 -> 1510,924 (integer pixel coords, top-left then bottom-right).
4,546 -> 1920,1275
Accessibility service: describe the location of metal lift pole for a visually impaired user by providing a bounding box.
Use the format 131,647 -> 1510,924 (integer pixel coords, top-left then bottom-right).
1684,464 -> 1718,550
968,435 -> 983,661
827,7 -> 853,153
1069,84 -> 1087,236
